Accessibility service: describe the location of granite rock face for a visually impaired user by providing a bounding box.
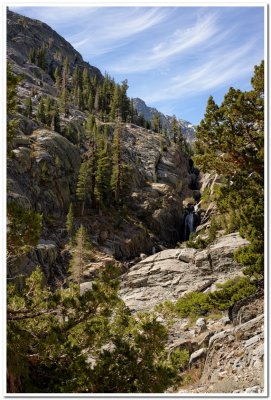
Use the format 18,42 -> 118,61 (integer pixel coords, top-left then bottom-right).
7,8 -> 196,277
132,97 -> 196,144
119,233 -> 249,312
8,129 -> 81,217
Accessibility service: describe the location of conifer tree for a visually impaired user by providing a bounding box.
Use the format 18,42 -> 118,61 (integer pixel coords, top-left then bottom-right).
37,97 -> 46,124
7,63 -> 21,151
54,66 -> 61,93
44,96 -> 52,126
26,97 -> 32,117
94,86 -> 101,113
120,79 -> 130,121
51,102 -> 61,133
171,115 -> 178,143
195,60 -> 264,277
111,118 -> 122,204
69,224 -> 93,288
7,202 -> 42,256
82,68 -> 91,110
153,114 -> 161,133
76,160 -> 91,215
59,57 -> 69,116
66,203 -> 75,241
85,113 -> 95,141
110,84 -> 121,121
95,139 -> 112,206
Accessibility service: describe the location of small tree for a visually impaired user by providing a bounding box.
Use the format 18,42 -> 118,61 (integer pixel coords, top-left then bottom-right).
76,160 -> 91,215
66,203 -> 75,242
7,63 -> 22,151
25,97 -> 32,117
69,225 -> 93,287
37,97 -> 46,124
95,139 -> 112,206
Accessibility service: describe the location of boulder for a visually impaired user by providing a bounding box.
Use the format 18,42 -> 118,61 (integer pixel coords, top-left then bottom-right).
119,233 -> 250,312
195,318 -> 207,334
200,314 -> 264,392
189,348 -> 207,366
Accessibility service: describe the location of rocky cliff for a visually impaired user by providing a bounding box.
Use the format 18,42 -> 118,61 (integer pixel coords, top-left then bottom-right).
132,97 -> 196,144
7,9 -> 196,279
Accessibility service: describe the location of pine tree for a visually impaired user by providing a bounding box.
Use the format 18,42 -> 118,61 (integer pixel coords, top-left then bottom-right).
120,79 -> 130,122
82,68 -> 91,110
51,102 -> 61,133
44,95 -> 52,126
110,84 -> 121,121
59,57 -> 69,116
95,139 -> 112,206
37,97 -> 46,124
153,114 -> 161,133
76,160 -> 91,215
54,66 -> 61,93
195,60 -> 264,277
69,225 -> 92,287
66,203 -> 75,242
171,115 -> 178,143
94,86 -> 101,113
85,113 -> 95,141
25,97 -> 32,117
7,63 -> 21,151
111,118 -> 122,204
7,202 -> 42,255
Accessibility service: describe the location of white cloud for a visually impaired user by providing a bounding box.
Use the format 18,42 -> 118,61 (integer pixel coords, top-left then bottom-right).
143,40 -> 261,103
67,7 -> 170,56
109,12 -> 218,73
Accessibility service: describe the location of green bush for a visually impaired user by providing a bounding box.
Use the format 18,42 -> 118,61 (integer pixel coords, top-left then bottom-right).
173,276 -> 256,319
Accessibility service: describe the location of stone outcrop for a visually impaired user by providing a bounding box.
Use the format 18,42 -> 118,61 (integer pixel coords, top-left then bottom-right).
200,313 -> 264,393
132,97 -> 196,144
174,280 -> 264,394
7,9 -> 102,85
119,233 -> 249,312
8,129 -> 81,217
7,8 -> 196,277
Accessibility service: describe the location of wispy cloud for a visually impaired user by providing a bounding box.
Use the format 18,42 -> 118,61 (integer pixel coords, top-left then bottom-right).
67,7 -> 170,56
9,6 -> 264,124
108,12 -> 218,73
143,40 -> 260,103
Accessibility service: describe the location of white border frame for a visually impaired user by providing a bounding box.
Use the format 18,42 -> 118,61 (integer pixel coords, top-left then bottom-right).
1,1 -> 269,399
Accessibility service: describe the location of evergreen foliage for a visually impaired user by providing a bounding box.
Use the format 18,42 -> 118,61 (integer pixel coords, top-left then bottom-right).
95,138 -> 112,206
194,61 -> 264,277
7,264 -> 186,393
28,44 -> 47,70
7,202 -> 42,255
76,160 -> 91,215
69,225 -> 93,286
157,276 -> 256,320
66,203 -> 75,241
7,63 -> 22,151
24,97 -> 32,117
111,118 -> 131,205
59,57 -> 69,115
37,97 -> 46,124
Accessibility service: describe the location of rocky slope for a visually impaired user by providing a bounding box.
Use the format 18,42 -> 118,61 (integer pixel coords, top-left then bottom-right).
132,97 -> 196,144
119,232 -> 249,312
7,9 -> 196,280
119,234 -> 264,394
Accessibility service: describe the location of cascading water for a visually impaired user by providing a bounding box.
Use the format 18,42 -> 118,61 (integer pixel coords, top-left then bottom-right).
184,210 -> 195,240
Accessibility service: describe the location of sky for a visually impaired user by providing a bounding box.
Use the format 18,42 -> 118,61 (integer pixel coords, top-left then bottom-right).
9,6 -> 264,125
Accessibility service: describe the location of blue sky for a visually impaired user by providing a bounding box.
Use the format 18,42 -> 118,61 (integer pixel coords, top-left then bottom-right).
10,6 -> 264,125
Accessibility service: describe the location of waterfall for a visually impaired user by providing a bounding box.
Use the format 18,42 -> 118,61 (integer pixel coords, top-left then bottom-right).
185,212 -> 195,240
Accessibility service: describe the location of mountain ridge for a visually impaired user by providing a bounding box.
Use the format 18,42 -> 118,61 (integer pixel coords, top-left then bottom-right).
132,97 -> 196,143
